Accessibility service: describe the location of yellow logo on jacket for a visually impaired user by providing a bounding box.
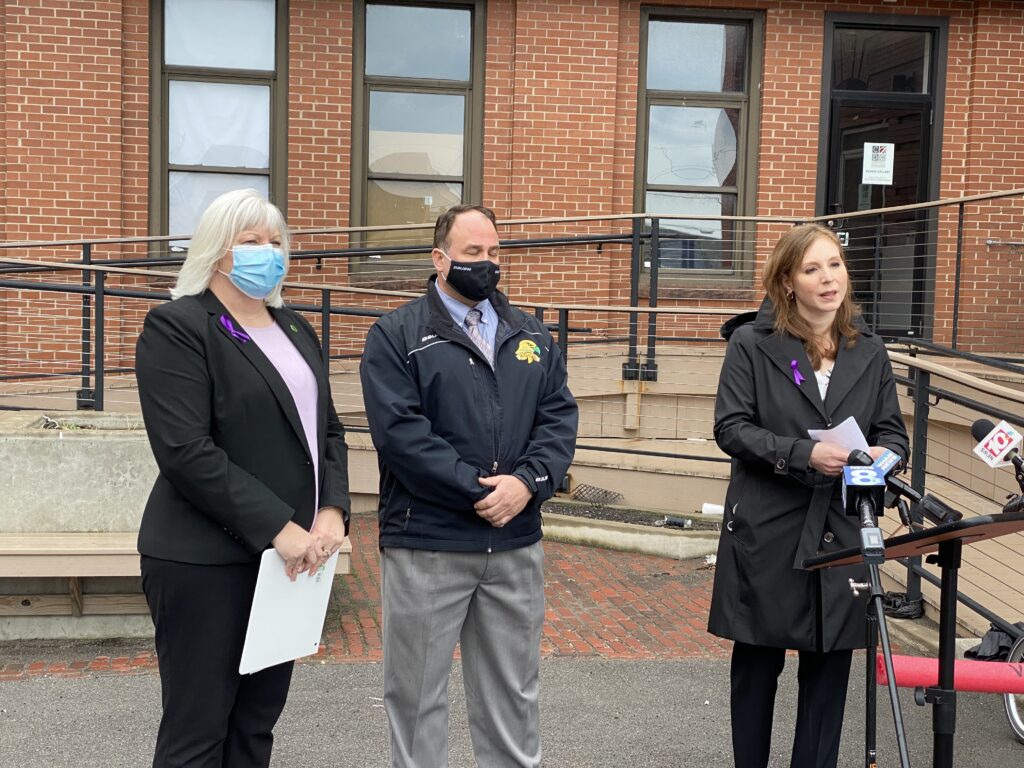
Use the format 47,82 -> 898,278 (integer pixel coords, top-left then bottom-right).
515,340 -> 542,364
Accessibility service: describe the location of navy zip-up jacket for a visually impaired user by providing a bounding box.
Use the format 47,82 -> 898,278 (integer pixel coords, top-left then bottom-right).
360,276 -> 578,552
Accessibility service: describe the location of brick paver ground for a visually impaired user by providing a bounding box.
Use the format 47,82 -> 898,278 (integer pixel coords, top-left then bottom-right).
0,514 -> 730,682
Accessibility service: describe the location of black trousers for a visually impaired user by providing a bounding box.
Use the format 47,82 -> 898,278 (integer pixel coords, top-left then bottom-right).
730,642 -> 853,768
141,556 -> 294,768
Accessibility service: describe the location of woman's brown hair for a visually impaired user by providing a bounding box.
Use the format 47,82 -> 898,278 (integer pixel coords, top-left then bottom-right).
762,223 -> 861,369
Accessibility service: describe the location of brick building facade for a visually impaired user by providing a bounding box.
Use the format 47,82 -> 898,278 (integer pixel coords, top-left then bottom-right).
1,0 -> 1023,370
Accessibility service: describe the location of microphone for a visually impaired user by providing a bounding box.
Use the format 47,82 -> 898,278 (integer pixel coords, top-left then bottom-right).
847,448 -> 905,513
971,418 -> 1023,468
841,450 -> 886,563
848,449 -> 874,468
971,417 -> 1024,498
917,494 -> 962,525
876,456 -> 962,528
842,450 -> 885,516
870,452 -> 963,526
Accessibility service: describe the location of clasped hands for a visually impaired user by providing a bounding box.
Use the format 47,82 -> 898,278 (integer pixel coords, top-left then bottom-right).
271,506 -> 346,581
475,474 -> 532,528
270,477 -> 531,575
809,442 -> 889,476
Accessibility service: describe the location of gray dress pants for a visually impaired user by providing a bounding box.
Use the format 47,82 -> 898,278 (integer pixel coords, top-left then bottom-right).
381,542 -> 545,768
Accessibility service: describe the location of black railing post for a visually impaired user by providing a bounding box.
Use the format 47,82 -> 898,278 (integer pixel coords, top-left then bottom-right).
872,215 -> 883,330
907,365 -> 931,604
951,203 -> 965,350
93,271 -> 105,411
557,308 -> 569,365
77,243 -> 95,409
642,217 -> 659,382
320,288 -> 331,367
623,217 -> 642,380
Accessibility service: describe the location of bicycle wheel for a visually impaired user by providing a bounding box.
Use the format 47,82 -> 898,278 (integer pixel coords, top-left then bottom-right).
1005,635 -> 1024,744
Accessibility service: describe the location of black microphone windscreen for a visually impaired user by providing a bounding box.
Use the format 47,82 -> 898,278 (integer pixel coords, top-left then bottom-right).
918,495 -> 963,525
1003,495 -> 1024,516
971,418 -> 996,443
847,449 -> 873,466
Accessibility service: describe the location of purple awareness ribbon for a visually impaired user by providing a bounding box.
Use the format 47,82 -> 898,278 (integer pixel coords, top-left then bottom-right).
790,359 -> 805,386
219,315 -> 250,344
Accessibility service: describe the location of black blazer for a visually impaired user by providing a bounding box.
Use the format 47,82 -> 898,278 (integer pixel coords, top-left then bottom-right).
135,290 -> 350,565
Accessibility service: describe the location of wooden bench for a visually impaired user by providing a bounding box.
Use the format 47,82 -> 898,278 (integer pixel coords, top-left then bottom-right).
0,533 -> 352,618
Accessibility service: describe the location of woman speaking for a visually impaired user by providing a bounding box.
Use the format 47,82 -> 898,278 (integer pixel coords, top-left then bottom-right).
708,223 -> 909,768
135,188 -> 350,767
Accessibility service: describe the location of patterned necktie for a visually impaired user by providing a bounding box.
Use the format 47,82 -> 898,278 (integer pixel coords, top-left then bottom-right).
464,308 -> 493,365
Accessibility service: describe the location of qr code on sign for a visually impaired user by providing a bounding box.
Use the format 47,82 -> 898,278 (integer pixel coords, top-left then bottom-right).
871,145 -> 886,162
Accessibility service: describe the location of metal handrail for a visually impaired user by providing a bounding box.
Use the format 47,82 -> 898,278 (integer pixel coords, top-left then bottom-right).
890,351 -> 1024,407
0,186 -> 1019,252
2,262 -> 1022,636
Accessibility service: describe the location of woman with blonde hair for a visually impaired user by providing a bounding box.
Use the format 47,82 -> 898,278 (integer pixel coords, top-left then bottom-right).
708,223 -> 909,767
135,188 -> 350,767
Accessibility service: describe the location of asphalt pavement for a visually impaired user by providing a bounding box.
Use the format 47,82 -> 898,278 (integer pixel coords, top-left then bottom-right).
1,517 -> 1022,766
1,651 -> 1022,766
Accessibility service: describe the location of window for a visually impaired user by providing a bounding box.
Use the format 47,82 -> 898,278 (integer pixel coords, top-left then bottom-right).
150,0 -> 287,241
832,28 -> 931,93
352,1 -> 484,260
635,9 -> 763,281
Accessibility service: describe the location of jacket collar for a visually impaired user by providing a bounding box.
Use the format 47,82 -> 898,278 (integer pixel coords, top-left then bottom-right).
749,297 -> 878,419
424,274 -> 525,341
198,290 -> 318,463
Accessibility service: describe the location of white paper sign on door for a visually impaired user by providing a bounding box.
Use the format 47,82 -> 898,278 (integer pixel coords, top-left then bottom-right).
862,142 -> 894,185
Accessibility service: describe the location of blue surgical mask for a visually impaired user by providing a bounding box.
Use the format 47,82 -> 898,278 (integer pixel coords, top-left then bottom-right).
222,244 -> 285,300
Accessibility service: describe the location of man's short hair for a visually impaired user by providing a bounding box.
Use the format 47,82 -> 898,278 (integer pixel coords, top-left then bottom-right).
433,204 -> 497,250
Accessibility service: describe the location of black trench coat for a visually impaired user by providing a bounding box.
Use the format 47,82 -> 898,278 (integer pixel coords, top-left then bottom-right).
707,299 -> 910,652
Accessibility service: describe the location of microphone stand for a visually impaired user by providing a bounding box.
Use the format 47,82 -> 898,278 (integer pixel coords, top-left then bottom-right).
878,479 -> 968,768
853,492 -> 912,768
811,482 -> 1023,767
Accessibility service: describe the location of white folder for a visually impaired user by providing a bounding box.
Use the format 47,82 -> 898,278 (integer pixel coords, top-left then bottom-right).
238,548 -> 338,675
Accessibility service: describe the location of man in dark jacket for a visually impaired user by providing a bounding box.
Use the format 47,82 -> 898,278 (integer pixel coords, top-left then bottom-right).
360,204 -> 578,768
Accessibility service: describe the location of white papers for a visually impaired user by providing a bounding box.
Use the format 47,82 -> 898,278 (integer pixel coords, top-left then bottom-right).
807,415 -> 869,453
239,549 -> 338,675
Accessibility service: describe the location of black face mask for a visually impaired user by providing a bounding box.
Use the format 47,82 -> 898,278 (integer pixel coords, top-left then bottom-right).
441,251 -> 500,302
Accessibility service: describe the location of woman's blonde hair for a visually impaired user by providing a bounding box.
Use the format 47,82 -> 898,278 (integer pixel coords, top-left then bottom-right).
762,223 -> 860,368
171,188 -> 290,308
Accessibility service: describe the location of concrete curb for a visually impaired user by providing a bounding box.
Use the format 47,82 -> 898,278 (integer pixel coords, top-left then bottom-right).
542,512 -> 720,561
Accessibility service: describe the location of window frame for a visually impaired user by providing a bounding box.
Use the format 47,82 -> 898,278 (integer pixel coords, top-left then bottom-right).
350,0 -> 485,257
634,6 -> 764,288
148,0 -> 289,239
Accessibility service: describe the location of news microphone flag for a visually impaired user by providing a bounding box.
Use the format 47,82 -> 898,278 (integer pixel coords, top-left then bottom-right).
972,419 -> 1023,468
842,464 -> 886,515
872,448 -> 902,476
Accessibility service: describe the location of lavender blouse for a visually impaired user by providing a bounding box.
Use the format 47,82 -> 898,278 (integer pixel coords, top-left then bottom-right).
244,321 -> 320,514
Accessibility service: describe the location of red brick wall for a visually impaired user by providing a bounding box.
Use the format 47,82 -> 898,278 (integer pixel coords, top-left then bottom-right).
2,1 -> 126,242
0,1 -> 133,380
286,0 -> 353,235
505,0 -> 620,220
2,0 -> 1024,395
948,1 -> 1024,353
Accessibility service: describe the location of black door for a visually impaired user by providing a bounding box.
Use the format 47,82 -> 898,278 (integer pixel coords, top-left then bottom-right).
826,98 -> 931,336
821,19 -> 945,339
